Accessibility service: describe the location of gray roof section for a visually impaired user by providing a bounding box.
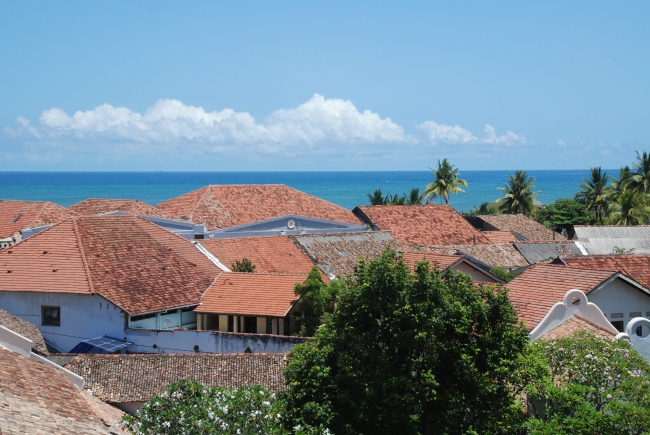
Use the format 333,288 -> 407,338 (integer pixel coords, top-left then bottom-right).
574,226 -> 650,255
291,231 -> 400,278
514,242 -> 583,264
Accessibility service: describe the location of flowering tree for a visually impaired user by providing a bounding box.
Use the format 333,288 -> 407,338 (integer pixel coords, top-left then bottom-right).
527,331 -> 650,434
122,381 -> 284,435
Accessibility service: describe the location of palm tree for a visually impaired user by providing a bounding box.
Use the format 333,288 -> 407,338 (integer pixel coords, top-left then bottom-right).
404,187 -> 425,205
609,166 -> 632,199
628,151 -> 650,193
424,159 -> 468,204
497,170 -> 540,216
607,189 -> 650,225
575,167 -> 612,225
367,189 -> 387,205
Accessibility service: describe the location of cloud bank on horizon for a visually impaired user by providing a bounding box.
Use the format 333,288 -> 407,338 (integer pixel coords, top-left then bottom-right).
6,94 -> 525,156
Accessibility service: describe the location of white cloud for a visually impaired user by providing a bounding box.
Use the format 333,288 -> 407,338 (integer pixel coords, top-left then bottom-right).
29,94 -> 407,154
557,139 -> 566,146
416,121 -> 476,144
481,124 -> 525,145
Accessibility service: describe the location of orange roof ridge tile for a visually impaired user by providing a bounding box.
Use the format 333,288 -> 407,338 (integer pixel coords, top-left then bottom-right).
573,313 -> 619,335
188,185 -> 213,222
71,218 -> 96,295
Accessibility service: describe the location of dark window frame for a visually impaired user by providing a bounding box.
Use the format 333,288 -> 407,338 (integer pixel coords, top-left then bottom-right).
41,305 -> 61,327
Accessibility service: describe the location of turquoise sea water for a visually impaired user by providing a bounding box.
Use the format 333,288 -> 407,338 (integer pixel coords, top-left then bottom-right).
0,170 -> 605,213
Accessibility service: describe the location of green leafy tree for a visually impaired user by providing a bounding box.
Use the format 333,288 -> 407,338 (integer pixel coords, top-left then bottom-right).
292,267 -> 338,337
404,187 -> 425,205
609,166 -> 632,199
490,266 -> 517,282
575,166 -> 612,224
283,251 -> 539,435
121,381 -> 285,435
231,258 -> 256,273
424,158 -> 468,204
628,150 -> 650,194
527,331 -> 650,434
497,170 -> 540,216
607,189 -> 650,225
367,189 -> 388,205
464,201 -> 499,216
535,198 -> 595,238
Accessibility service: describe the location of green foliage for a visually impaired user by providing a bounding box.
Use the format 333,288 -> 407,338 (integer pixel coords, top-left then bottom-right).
292,267 -> 338,337
575,166 -> 612,225
527,331 -> 650,434
464,201 -> 500,216
536,198 -> 595,237
606,189 -> 650,225
231,258 -> 256,273
282,251 -> 536,435
367,187 -> 424,206
121,381 -> 285,435
497,170 -> 540,216
490,266 -> 517,282
627,150 -> 650,194
424,158 -> 468,204
612,246 -> 636,255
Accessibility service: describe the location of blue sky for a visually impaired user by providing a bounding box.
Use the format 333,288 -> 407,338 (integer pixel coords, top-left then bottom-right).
1,1 -> 648,171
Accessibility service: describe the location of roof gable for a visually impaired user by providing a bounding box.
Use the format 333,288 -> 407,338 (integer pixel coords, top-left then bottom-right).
0,200 -> 77,238
157,185 -> 360,230
199,236 -> 317,275
561,254 -> 650,289
506,263 -> 620,330
354,205 -> 490,246
196,272 -> 305,317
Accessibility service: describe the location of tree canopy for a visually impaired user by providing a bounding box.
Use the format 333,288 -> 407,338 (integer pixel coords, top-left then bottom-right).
575,167 -> 612,225
282,251 -> 536,435
497,170 -> 539,216
424,158 -> 468,204
231,258 -> 256,273
536,198 -> 595,238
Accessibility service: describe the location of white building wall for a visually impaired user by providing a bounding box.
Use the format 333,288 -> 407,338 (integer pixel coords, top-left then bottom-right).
454,263 -> 497,283
589,279 -> 650,330
125,328 -> 306,354
0,292 -> 126,352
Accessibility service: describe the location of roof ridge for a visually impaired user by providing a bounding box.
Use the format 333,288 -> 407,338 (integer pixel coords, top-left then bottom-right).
573,313 -> 618,335
30,201 -> 50,223
188,185 -> 213,222
71,218 -> 96,295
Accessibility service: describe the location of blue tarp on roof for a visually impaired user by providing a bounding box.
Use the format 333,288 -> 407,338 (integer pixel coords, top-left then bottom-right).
69,336 -> 132,354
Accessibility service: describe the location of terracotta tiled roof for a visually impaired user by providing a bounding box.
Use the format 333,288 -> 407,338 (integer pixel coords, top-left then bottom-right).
0,348 -> 126,434
0,308 -> 48,355
540,314 -> 618,340
291,231 -> 400,277
482,230 -> 520,244
0,215 -> 221,314
196,273 -> 304,317
506,264 -> 617,330
354,205 -> 490,246
408,243 -> 529,269
0,200 -> 77,238
64,353 -> 287,404
199,236 -> 317,275
477,214 -> 566,241
399,252 -> 462,270
157,185 -> 360,230
68,198 -> 180,220
560,254 -> 650,288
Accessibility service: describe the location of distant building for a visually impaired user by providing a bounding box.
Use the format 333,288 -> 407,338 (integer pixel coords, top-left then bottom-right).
399,252 -> 505,283
573,225 -> 650,255
0,199 -> 77,247
466,214 -> 566,242
409,243 -> 529,271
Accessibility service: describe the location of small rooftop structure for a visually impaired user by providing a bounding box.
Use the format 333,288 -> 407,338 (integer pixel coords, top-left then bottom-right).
198,236 -> 317,275
0,308 -> 49,355
156,184 -> 361,231
557,254 -> 650,289
573,225 -> 650,255
409,243 -> 529,270
65,353 -> 287,413
399,252 -> 505,283
291,231 -> 400,278
514,241 -> 583,264
467,214 -> 565,241
353,205 -> 490,247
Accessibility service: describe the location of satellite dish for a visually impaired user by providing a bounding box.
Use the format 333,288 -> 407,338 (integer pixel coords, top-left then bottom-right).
164,318 -> 172,327
287,219 -> 296,229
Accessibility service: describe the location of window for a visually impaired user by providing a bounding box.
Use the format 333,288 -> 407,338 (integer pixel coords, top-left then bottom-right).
267,318 -> 273,334
42,306 -> 61,326
244,316 -> 257,333
611,321 -> 624,332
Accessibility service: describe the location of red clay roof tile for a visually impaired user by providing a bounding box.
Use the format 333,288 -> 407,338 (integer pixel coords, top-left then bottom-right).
196,273 -> 305,317
478,214 -> 566,241
0,215 -> 222,314
199,236 -> 317,275
506,263 -> 617,330
68,198 -> 180,220
0,200 -> 78,239
540,313 -> 618,340
157,184 -> 360,230
482,230 -> 520,244
355,205 -> 490,246
400,252 -> 462,270
561,254 -> 650,289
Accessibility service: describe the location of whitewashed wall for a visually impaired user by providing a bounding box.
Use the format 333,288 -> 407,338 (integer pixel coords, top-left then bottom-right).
589,279 -> 650,331
0,292 -> 126,352
125,328 -> 307,354
454,262 -> 498,283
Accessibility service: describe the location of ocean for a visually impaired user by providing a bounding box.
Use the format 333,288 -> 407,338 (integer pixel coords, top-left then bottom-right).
0,170 -> 603,213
